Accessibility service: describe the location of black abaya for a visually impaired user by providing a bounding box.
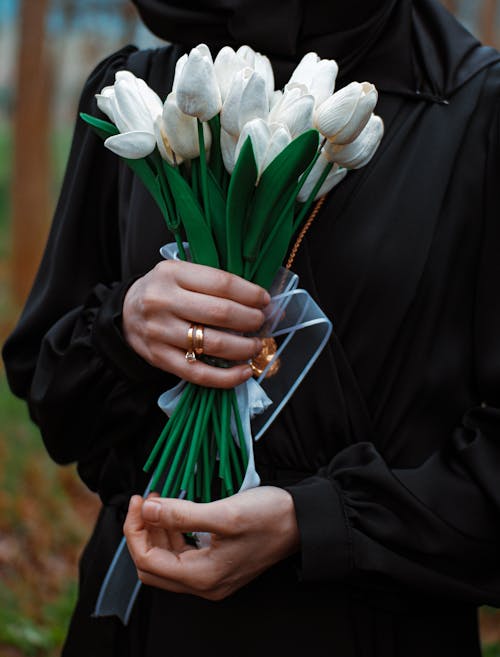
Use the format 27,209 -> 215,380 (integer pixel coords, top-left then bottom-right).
3,1 -> 500,655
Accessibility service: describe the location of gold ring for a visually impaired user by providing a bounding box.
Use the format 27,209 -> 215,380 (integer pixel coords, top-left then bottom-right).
185,324 -> 196,363
193,325 -> 205,356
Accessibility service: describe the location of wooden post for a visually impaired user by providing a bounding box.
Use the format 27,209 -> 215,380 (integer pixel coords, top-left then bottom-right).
480,0 -> 498,46
11,0 -> 52,305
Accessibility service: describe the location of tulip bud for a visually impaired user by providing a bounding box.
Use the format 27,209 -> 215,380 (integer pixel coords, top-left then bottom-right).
288,52 -> 338,107
297,153 -> 347,202
314,81 -> 378,145
176,44 -> 222,121
221,67 -> 269,138
325,114 -> 384,169
96,70 -> 163,158
269,85 -> 314,139
214,46 -> 247,103
161,92 -> 212,161
235,119 -> 291,180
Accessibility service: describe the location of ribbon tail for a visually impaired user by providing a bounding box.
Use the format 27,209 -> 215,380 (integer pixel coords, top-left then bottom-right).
93,537 -> 141,625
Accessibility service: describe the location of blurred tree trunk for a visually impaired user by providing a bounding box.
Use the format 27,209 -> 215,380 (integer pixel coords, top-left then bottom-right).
480,0 -> 498,46
11,0 -> 52,305
441,0 -> 457,12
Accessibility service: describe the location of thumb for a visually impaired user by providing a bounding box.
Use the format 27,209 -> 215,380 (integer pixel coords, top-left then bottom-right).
142,497 -> 236,535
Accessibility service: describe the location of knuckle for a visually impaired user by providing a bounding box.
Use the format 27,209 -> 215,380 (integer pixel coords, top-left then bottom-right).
212,269 -> 233,295
208,332 -> 224,354
249,309 -> 265,331
208,300 -> 231,325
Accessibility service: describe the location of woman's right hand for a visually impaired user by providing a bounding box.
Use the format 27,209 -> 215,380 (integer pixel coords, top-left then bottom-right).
122,259 -> 270,388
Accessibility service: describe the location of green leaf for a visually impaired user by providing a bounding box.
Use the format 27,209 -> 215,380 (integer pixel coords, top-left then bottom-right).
226,137 -> 258,276
163,162 -> 220,268
207,169 -> 228,269
251,201 -> 294,289
79,112 -> 118,140
244,130 -> 319,264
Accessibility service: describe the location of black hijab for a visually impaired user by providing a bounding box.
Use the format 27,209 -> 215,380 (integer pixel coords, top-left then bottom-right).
132,0 -> 499,97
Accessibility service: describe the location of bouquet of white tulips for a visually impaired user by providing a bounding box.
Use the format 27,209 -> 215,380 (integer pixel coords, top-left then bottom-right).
81,43 -> 383,505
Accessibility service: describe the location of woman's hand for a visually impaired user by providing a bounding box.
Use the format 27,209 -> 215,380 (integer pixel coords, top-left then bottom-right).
122,260 -> 270,388
124,487 -> 300,601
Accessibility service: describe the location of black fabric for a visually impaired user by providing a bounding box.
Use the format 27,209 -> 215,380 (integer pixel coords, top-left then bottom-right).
3,1 -> 500,655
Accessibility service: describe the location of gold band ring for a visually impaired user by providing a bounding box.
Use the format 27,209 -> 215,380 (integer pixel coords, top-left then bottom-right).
185,324 -> 196,363
185,324 -> 205,362
193,325 -> 205,356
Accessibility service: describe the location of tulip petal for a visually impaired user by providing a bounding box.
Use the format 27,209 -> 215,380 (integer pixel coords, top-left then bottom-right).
172,54 -> 188,93
327,114 -> 384,168
176,47 -> 222,121
96,87 -> 116,124
261,124 -> 291,172
332,82 -> 378,144
104,131 -> 156,158
214,46 -> 246,102
113,77 -> 157,133
314,81 -> 363,140
297,155 -> 347,202
221,128 -> 238,174
154,117 -> 176,164
235,118 -> 271,176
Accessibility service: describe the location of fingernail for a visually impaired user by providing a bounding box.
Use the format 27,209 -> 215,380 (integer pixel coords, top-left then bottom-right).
253,338 -> 263,356
143,499 -> 161,523
243,366 -> 253,380
262,291 -> 271,306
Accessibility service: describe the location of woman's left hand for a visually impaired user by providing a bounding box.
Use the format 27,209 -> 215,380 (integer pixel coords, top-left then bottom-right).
124,487 -> 300,601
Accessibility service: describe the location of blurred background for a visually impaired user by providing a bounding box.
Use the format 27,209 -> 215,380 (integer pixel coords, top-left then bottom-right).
0,1 -> 500,655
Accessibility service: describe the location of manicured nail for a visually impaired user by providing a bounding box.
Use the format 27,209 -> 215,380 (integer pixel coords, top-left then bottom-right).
143,499 -> 161,523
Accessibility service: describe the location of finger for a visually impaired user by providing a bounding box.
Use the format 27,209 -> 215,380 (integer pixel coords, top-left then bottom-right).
165,261 -> 270,308
169,289 -> 266,333
124,496 -> 152,561
146,317 -> 263,362
151,343 -> 254,389
142,497 -> 239,536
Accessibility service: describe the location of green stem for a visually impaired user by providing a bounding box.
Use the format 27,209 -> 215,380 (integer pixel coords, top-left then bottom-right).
231,389 -> 248,471
144,383 -> 195,476
160,390 -> 201,496
180,388 -> 215,491
197,119 -> 211,229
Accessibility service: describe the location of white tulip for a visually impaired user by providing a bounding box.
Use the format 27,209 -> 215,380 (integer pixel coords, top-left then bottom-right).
154,117 -> 177,165
236,45 -> 275,103
288,52 -> 338,107
160,92 -> 212,161
176,44 -> 222,121
221,67 -> 269,138
297,153 -> 347,202
314,81 -> 378,145
172,54 -> 188,93
235,119 -> 291,179
221,128 -> 238,174
269,84 -> 314,138
325,114 -> 384,169
96,70 -> 163,159
214,47 -> 247,102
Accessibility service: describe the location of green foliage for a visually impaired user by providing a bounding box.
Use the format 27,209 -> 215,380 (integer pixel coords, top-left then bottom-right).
483,644 -> 500,657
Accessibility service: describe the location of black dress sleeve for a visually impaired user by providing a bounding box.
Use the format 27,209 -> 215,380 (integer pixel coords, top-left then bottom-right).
2,47 -> 173,484
286,96 -> 500,607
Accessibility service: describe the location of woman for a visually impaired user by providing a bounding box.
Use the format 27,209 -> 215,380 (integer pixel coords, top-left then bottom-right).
4,0 -> 500,655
